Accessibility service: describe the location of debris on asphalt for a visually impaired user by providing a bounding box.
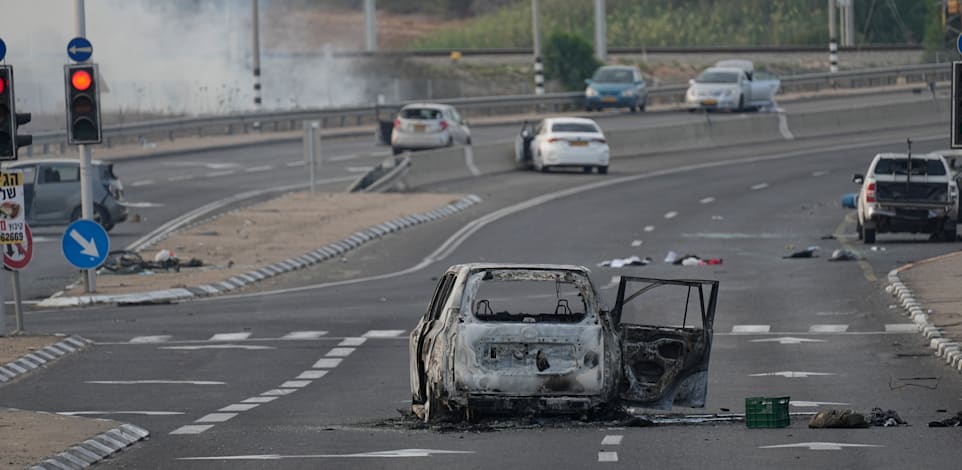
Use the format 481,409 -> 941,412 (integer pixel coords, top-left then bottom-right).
870,246 -> 887,252
820,234 -> 837,240
598,255 -> 652,268
102,250 -> 203,275
808,409 -> 868,428
868,407 -> 906,427
828,249 -> 859,262
664,251 -> 722,266
928,411 -> 962,427
784,246 -> 819,259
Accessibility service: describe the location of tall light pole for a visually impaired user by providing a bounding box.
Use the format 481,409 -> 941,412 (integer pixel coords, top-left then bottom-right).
532,0 -> 543,96
594,0 -> 607,62
74,0 -> 96,292
252,0 -> 262,107
365,0 -> 377,52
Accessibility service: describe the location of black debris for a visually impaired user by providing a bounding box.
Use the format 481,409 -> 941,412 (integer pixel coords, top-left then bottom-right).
828,249 -> 859,262
868,407 -> 906,427
820,235 -> 837,240
784,246 -> 819,259
929,411 -> 962,427
102,250 -> 203,274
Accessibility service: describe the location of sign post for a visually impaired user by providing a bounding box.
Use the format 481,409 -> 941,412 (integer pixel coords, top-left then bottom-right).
0,169 -> 24,336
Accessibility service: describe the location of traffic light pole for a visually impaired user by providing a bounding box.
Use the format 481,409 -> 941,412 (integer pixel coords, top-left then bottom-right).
75,0 -> 96,292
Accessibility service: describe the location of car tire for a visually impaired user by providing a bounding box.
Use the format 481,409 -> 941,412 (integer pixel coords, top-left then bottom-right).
639,101 -> 646,112
598,166 -> 609,175
392,146 -> 403,155
856,221 -> 863,240
943,224 -> 957,242
737,95 -> 745,112
71,205 -> 112,232
583,166 -> 592,173
465,136 -> 472,145
629,105 -> 638,113
423,384 -> 447,422
862,227 -> 876,244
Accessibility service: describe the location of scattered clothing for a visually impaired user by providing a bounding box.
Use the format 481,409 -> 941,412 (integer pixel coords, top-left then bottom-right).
808,409 -> 868,428
868,407 -> 906,427
103,250 -> 203,274
929,411 -> 962,427
784,246 -> 820,259
828,249 -> 859,262
664,251 -> 721,266
598,256 -> 652,268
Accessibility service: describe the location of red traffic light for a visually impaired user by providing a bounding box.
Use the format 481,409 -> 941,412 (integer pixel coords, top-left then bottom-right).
0,77 -> 5,94
71,70 -> 92,91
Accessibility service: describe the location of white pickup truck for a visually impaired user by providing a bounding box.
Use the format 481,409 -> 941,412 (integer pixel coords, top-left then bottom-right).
685,60 -> 780,112
854,152 -> 960,243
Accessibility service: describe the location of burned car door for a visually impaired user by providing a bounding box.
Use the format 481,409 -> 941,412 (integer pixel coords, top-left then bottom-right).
410,272 -> 458,405
611,276 -> 718,410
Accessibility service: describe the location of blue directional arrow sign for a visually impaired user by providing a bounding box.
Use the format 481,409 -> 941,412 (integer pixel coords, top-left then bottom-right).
67,37 -> 93,62
61,220 -> 109,269
0,38 -> 6,62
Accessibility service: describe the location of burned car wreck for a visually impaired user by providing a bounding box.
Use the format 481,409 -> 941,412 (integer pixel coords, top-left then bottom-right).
409,263 -> 719,421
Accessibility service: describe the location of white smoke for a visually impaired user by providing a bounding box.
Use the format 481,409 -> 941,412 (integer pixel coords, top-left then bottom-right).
0,0 -> 366,129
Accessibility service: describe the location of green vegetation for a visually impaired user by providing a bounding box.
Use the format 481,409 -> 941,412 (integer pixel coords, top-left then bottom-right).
408,0 -> 936,49
543,32 -> 601,90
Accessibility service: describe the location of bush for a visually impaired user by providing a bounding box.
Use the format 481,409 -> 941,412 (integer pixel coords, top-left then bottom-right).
544,31 -> 601,91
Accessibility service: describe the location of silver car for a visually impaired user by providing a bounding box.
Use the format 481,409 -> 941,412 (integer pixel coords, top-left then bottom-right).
391,103 -> 471,155
7,158 -> 127,231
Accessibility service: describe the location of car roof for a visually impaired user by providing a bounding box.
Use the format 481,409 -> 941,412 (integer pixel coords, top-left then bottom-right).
701,67 -> 743,75
450,262 -> 590,273
401,103 -> 448,110
544,117 -> 601,127
874,152 -> 944,160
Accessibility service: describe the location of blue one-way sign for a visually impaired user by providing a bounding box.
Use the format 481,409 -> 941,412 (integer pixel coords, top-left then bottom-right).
67,37 -> 93,62
61,220 -> 109,269
0,38 -> 7,62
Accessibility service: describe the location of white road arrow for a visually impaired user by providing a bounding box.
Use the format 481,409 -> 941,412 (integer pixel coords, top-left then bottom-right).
760,442 -> 881,451
790,401 -> 849,408
749,371 -> 837,378
750,337 -> 826,345
69,45 -> 92,55
160,344 -> 274,351
70,229 -> 99,258
179,449 -> 475,460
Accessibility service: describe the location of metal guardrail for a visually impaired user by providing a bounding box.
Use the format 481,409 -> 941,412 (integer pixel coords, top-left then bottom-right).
28,62 -> 950,156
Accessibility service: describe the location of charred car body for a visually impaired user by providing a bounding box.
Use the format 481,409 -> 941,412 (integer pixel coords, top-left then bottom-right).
409,263 -> 718,421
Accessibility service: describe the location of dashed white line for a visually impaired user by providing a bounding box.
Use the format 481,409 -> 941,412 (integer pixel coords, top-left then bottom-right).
86,380 -> 225,385
750,183 -> 769,191
209,332 -> 252,341
699,197 -> 715,204
885,324 -> 918,333
809,324 -> 849,333
168,175 -> 194,182
601,435 -> 623,446
170,425 -> 214,435
219,404 -> 259,412
245,165 -> 273,173
749,371 -> 836,378
195,413 -> 237,423
643,226 -> 655,232
161,344 -> 274,351
286,161 -> 306,167
281,331 -> 328,340
630,240 -> 643,247
58,411 -> 184,416
242,397 -> 278,404
326,347 -> 355,357
262,389 -> 297,396
346,166 -> 375,173
811,170 -> 829,177
664,211 -> 678,219
362,330 -> 406,338
732,325 -> 771,334
313,358 -> 343,368
338,337 -> 367,347
297,370 -> 329,380
206,170 -> 236,178
129,335 -> 172,343
130,180 -> 154,187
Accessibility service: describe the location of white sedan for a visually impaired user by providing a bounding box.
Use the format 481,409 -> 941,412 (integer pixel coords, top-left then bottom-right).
515,117 -> 610,174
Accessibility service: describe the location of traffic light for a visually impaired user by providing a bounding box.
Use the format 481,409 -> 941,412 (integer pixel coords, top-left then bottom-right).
954,62 -> 962,149
64,63 -> 102,144
0,65 -> 30,160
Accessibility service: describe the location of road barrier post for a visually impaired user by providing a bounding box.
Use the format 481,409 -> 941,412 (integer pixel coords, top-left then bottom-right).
303,121 -> 321,193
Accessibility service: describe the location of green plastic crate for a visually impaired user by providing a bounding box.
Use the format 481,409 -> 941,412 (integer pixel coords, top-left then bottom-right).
745,396 -> 790,428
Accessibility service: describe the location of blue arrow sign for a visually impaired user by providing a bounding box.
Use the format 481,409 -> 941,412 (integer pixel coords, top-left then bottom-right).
61,220 -> 109,269
67,37 -> 93,62
0,38 -> 6,62
958,33 -> 962,56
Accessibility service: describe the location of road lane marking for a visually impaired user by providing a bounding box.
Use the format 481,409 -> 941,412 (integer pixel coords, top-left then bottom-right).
699,197 -> 715,204
282,331 -> 328,340
280,380 -> 312,388
209,332 -> 252,341
179,449 -> 476,460
346,166 -> 375,173
297,370 -> 328,380
86,380 -> 225,385
600,435 -> 623,445
220,404 -> 260,412
598,451 -> 619,462
750,183 -> 769,191
262,389 -> 297,396
464,146 -> 481,177
664,211 -> 678,219
167,175 -> 195,182
286,161 -> 306,167
809,324 -> 849,333
760,442 -> 880,451
643,225 -> 655,232
749,371 -> 836,378
790,401 -> 849,408
833,212 -> 876,282
338,337 -> 367,347
160,344 -> 274,350
885,324 -> 918,333
170,425 -> 214,435
749,337 -> 826,344
631,240 -> 643,247
58,411 -> 184,416
196,413 -> 237,423
313,358 -> 343,368
242,397 -> 278,404
245,165 -> 273,173
732,325 -> 770,333
206,170 -> 236,178
362,330 -> 406,338
120,201 -> 164,208
326,347 -> 354,357
130,180 -> 154,187
129,335 -> 171,343
812,170 -> 829,177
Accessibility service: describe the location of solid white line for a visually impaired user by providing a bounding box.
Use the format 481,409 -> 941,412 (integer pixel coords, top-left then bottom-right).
346,166 -> 374,173
750,183 -> 769,191
86,380 -> 225,385
209,332 -> 252,341
598,451 -> 618,462
664,211 -> 678,219
313,358 -> 343,368
280,380 -> 312,388
129,335 -> 171,343
790,401 -> 849,408
219,404 -> 259,412
196,413 -> 237,423
160,344 -> 274,351
286,161 -> 306,167
809,324 -> 849,333
885,324 -> 918,333
601,435 -> 623,446
328,154 -> 359,162
170,425 -> 214,435
242,396 -> 278,404
130,180 -> 154,187
245,165 -> 273,173
732,325 -> 770,334
282,331 -> 328,340
58,411 -> 184,416
297,370 -> 328,380
326,348 -> 354,357
699,197 -> 715,204
338,337 -> 367,347
749,371 -> 837,378
362,330 -> 406,338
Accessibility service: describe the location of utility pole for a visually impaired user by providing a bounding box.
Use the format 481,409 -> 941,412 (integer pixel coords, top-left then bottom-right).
74,0 -> 95,292
844,0 -> 855,46
252,0 -> 262,107
365,0 -> 377,52
594,0 -> 607,62
532,0 -> 544,96
829,0 -> 838,73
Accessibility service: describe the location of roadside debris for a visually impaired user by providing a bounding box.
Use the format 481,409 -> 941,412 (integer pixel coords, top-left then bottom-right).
828,249 -> 859,262
598,256 -> 652,268
664,251 -> 722,266
868,408 -> 906,427
784,246 -> 819,259
870,246 -> 887,252
808,409 -> 867,428
928,411 -> 962,427
102,250 -> 203,274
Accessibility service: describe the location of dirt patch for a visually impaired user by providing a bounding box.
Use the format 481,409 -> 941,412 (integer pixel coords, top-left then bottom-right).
64,192 -> 464,297
0,336 -> 62,365
0,409 -> 117,469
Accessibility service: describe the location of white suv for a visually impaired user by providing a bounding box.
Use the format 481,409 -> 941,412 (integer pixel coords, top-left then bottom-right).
391,103 -> 471,155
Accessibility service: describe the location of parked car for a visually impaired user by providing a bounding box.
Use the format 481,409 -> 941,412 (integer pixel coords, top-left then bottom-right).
854,152 -> 959,243
409,263 -> 719,421
685,60 -> 779,112
6,159 -> 127,231
514,117 -> 610,174
391,103 -> 471,155
584,65 -> 648,112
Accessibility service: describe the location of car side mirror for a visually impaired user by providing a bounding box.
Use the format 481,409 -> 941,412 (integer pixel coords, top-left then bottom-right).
852,174 -> 864,185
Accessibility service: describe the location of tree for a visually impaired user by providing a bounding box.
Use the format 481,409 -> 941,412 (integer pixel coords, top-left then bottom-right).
543,31 -> 601,91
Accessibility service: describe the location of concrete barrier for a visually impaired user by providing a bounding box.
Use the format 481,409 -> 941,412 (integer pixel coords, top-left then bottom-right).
788,99 -> 947,139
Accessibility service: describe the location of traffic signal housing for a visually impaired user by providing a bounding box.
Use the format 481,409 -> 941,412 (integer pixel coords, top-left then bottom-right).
0,65 -> 30,160
64,63 -> 102,144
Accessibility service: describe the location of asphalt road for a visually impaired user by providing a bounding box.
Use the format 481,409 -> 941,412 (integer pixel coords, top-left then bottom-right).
3,120 -> 961,468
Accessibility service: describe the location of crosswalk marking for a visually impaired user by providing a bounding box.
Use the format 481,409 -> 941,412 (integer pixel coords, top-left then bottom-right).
209,333 -> 252,341
281,331 -> 328,340
297,370 -> 328,380
325,347 -> 355,357
219,404 -> 259,412
809,324 -> 849,333
262,389 -> 297,396
313,358 -> 343,368
242,397 -> 277,404
170,425 -> 214,435
280,380 -> 312,388
601,435 -> 623,446
338,337 -> 367,347
129,335 -> 172,343
598,451 -> 619,462
195,413 -> 237,423
362,330 -> 406,338
733,325 -> 770,333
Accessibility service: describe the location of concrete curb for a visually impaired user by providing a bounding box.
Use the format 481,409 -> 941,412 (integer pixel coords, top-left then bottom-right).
0,336 -> 93,384
29,422 -> 149,470
885,268 -> 962,374
38,195 -> 483,307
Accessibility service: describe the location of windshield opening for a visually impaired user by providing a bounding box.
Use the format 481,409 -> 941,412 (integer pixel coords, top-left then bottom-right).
874,158 -> 946,176
696,71 -> 739,84
551,123 -> 599,133
401,108 -> 442,120
469,270 -> 590,323
592,68 -> 633,83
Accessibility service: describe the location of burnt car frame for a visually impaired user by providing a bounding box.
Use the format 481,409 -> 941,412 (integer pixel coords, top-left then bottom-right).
409,263 -> 718,421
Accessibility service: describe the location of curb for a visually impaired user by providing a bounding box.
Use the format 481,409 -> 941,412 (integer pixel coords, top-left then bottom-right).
29,422 -> 149,470
885,267 -> 962,374
0,336 -> 93,384
38,194 -> 483,307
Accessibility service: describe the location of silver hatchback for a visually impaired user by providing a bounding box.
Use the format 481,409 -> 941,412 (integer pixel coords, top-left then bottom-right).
391,103 -> 471,155
6,158 -> 127,231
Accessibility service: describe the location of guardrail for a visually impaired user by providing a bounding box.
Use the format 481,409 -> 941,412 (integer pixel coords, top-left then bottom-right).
28,62 -> 949,156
